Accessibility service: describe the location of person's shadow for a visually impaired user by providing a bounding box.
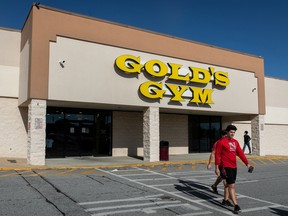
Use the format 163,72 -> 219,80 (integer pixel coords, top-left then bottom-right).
175,179 -> 234,213
270,207 -> 288,216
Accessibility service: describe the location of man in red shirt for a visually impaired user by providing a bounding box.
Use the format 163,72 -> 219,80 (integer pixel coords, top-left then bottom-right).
215,125 -> 253,214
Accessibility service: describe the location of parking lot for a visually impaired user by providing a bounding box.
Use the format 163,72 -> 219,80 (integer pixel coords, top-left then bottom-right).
1,158 -> 288,215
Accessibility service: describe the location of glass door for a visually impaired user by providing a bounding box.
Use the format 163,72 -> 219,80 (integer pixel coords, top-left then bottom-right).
188,115 -> 221,153
46,107 -> 112,158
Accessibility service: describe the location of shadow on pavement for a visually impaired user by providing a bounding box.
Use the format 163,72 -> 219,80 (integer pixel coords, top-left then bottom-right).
270,207 -> 288,216
174,179 -> 234,213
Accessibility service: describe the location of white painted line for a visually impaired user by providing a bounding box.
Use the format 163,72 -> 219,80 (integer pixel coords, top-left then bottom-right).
192,179 -> 258,185
136,168 -> 288,210
238,194 -> 288,208
119,173 -> 158,177
194,195 -> 247,202
110,169 -> 140,172
179,175 -> 218,178
242,204 -> 283,213
91,203 -> 203,216
79,194 -> 164,205
134,177 -> 175,181
236,180 -> 259,184
86,200 -> 181,211
179,211 -> 212,216
150,183 -> 187,187
100,167 -> 288,215
98,168 -> 235,215
168,171 -> 213,175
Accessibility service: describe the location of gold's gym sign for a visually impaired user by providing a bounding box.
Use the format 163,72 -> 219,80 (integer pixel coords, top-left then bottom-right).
115,54 -> 230,104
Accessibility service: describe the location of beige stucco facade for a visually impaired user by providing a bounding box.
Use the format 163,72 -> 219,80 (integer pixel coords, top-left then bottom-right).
0,4 -> 287,165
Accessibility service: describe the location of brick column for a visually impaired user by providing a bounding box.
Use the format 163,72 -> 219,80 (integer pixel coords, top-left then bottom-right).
27,99 -> 46,165
143,107 -> 159,162
251,115 -> 264,156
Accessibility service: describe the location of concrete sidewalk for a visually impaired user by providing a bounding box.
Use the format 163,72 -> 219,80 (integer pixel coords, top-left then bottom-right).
1,154 -> 288,171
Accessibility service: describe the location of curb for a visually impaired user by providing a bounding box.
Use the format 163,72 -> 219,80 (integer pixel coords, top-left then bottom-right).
1,155 -> 288,171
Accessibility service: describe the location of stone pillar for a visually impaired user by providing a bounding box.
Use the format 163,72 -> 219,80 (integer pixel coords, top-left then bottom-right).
143,107 -> 159,162
251,115 -> 264,156
27,99 -> 46,165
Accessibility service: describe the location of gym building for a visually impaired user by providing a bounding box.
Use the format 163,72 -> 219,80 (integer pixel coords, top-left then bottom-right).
1,4 -> 288,165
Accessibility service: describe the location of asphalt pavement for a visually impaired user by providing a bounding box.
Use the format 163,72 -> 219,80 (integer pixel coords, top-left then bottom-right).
1,158 -> 288,216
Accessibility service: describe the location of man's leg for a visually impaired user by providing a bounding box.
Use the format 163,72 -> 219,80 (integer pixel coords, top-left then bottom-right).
223,180 -> 230,201
242,144 -> 246,153
214,176 -> 222,186
220,180 -> 234,207
211,176 -> 222,193
228,183 -> 238,205
228,183 -> 242,213
247,143 -> 252,154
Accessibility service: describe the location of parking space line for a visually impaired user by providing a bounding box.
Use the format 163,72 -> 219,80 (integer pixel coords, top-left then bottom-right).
135,177 -> 174,181
275,159 -> 286,164
168,171 -> 212,176
98,168 -> 238,215
269,159 -> 277,164
80,169 -> 97,175
1,170 -> 32,177
86,200 -> 181,212
103,167 -> 288,215
179,211 -> 212,216
179,174 -> 217,178
79,194 -> 164,205
242,204 -> 283,213
258,159 -> 267,164
53,168 -> 79,176
90,203 -> 205,216
119,173 -> 158,177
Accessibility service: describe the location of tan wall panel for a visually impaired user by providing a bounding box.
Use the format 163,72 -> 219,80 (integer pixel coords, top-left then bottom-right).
0,28 -> 20,67
0,98 -> 27,158
112,111 -> 143,156
160,114 -> 188,150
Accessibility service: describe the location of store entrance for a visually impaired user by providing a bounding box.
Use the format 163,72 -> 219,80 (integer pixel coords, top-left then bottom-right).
46,108 -> 112,158
188,115 -> 221,153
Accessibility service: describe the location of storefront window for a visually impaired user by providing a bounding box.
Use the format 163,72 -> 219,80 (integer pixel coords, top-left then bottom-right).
46,107 -> 112,158
189,115 -> 221,153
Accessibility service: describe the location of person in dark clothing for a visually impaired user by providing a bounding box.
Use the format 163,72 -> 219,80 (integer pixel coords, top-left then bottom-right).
243,131 -> 252,154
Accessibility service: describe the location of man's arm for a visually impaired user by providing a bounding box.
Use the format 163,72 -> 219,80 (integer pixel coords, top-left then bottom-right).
207,151 -> 215,169
214,140 -> 222,175
236,141 -> 250,166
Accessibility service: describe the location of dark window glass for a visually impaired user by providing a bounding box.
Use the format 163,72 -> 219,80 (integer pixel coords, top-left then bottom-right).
189,115 -> 221,153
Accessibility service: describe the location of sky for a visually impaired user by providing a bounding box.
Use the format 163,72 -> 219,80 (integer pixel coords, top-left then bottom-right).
0,0 -> 288,80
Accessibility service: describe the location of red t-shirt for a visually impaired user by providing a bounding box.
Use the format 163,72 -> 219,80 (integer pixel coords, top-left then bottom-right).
212,138 -> 222,152
215,136 -> 248,168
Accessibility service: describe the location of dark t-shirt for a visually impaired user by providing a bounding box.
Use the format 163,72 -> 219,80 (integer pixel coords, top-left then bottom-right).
244,134 -> 251,143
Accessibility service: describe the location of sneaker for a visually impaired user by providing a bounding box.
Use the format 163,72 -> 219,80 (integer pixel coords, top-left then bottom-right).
234,205 -> 241,214
211,185 -> 218,193
222,199 -> 234,207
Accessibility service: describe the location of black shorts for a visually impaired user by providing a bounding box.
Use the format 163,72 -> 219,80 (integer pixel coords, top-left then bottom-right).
220,167 -> 237,184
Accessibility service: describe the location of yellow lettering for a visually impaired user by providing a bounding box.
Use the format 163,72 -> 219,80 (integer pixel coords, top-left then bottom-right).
168,63 -> 190,82
190,87 -> 214,104
165,84 -> 188,101
139,81 -> 165,99
144,60 -> 168,77
214,71 -> 230,87
115,55 -> 143,73
189,67 -> 211,84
